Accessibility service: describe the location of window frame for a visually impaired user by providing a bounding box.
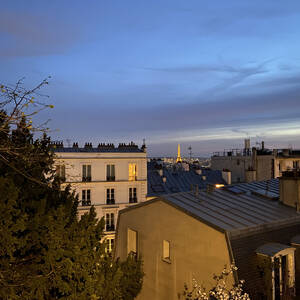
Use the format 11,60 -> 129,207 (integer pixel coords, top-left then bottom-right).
82,164 -> 92,182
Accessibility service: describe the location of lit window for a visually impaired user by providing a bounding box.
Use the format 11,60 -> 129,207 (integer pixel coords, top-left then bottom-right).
162,240 -> 170,262
129,187 -> 137,203
106,188 -> 115,204
82,165 -> 91,182
106,164 -> 115,181
105,213 -> 115,231
82,189 -> 91,206
127,228 -> 137,256
129,163 -> 137,181
105,238 -> 114,254
56,165 -> 66,181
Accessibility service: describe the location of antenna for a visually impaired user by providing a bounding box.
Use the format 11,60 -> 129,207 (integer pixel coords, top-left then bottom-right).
188,145 -> 192,161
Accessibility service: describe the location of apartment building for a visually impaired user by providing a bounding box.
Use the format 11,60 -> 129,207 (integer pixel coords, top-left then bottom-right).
53,141 -> 147,250
211,139 -> 300,183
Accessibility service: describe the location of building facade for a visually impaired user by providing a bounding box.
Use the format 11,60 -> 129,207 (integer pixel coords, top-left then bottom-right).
53,142 -> 147,249
115,174 -> 300,300
211,139 -> 300,183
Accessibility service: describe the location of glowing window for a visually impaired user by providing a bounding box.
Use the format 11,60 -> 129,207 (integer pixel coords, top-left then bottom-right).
163,240 -> 170,261
127,228 -> 137,256
129,163 -> 137,181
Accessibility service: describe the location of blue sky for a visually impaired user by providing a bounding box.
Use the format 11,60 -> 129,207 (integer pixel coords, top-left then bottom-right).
1,0 -> 300,156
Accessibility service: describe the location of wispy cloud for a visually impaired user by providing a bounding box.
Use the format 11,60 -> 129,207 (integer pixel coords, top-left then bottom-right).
0,11 -> 80,57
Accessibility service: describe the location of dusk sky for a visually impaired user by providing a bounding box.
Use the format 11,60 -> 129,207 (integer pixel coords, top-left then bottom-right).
1,0 -> 300,156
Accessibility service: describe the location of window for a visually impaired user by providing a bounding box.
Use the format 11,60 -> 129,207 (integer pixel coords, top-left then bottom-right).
106,164 -> 115,181
82,189 -> 91,206
105,213 -> 115,231
162,240 -> 170,262
129,187 -> 137,203
237,159 -> 240,166
106,238 -> 114,254
293,161 -> 299,170
127,228 -> 137,256
129,163 -> 137,181
56,165 -> 66,181
82,165 -> 91,182
106,188 -> 115,204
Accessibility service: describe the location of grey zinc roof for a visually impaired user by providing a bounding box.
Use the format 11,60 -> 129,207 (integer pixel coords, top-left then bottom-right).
159,183 -> 300,237
147,168 -> 225,196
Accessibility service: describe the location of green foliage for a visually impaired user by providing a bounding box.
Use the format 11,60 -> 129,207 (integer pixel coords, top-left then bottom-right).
0,109 -> 143,299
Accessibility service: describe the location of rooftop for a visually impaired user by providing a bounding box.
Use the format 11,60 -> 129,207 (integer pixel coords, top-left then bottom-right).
126,178 -> 300,238
147,165 -> 225,196
52,141 -> 146,153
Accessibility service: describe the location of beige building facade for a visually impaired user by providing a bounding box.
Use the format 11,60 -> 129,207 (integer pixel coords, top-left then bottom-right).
53,142 -> 147,248
212,139 -> 300,183
115,200 -> 234,300
115,173 -> 300,299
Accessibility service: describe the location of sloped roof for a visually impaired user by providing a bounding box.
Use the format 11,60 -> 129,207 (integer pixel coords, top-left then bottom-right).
124,178 -> 300,238
147,168 -> 225,196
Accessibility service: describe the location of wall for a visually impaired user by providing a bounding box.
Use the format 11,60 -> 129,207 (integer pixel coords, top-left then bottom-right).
115,200 -> 233,300
211,156 -> 252,183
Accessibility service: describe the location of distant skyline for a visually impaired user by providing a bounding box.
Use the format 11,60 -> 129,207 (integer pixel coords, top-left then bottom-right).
1,0 -> 300,156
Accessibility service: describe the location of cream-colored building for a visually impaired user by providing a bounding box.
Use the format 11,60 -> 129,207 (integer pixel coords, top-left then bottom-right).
212,139 -> 300,183
53,142 -> 147,249
115,173 -> 300,300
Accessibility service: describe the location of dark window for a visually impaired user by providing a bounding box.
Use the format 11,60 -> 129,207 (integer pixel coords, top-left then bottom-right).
237,159 -> 240,166
106,165 -> 115,181
106,188 -> 115,204
56,165 -> 66,181
129,187 -> 137,203
82,189 -> 91,206
82,165 -> 91,181
105,213 -> 115,231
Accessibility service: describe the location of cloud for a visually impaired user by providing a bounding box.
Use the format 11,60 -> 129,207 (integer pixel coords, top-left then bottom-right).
0,11 -> 80,57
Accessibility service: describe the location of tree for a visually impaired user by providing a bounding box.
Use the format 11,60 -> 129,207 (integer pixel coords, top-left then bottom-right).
182,265 -> 250,300
0,80 -> 143,299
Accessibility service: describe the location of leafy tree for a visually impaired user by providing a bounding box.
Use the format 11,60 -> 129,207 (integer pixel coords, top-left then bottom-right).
0,81 -> 143,299
182,265 -> 250,300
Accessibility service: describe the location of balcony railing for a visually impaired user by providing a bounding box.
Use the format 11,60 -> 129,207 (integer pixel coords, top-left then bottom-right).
82,176 -> 92,182
106,225 -> 115,232
82,200 -> 91,206
106,176 -> 115,181
106,199 -> 115,205
129,198 -> 137,203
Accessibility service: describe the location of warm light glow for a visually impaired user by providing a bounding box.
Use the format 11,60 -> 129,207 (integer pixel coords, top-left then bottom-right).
215,184 -> 225,188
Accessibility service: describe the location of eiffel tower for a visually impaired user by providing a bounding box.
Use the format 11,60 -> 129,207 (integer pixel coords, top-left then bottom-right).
176,144 -> 182,163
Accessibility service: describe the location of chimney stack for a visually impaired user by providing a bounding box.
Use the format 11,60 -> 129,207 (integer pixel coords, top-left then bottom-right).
280,170 -> 300,211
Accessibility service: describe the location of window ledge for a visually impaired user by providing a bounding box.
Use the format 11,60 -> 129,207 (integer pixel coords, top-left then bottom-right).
162,258 -> 171,264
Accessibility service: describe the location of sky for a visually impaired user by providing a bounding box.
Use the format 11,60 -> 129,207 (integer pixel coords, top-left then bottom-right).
1,0 -> 300,157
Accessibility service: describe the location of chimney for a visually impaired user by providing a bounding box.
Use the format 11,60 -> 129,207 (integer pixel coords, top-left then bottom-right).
222,169 -> 231,185
280,170 -> 300,211
244,138 -> 250,150
195,185 -> 199,197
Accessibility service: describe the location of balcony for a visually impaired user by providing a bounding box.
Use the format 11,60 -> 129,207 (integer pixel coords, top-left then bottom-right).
106,176 -> 115,182
82,200 -> 91,206
106,225 -> 115,232
129,198 -> 137,204
82,176 -> 91,182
